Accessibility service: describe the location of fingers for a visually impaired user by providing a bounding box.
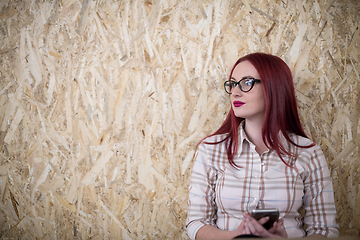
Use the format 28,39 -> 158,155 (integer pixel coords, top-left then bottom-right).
244,222 -> 251,235
235,218 -> 247,236
257,216 -> 270,225
242,213 -> 251,235
243,214 -> 272,238
242,214 -> 287,238
243,212 -> 269,227
272,220 -> 288,238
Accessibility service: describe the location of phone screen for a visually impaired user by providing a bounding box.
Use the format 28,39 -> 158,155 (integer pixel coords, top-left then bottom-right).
251,209 -> 279,230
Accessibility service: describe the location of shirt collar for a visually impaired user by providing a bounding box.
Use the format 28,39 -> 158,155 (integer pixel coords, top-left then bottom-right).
238,121 -> 296,162
238,120 -> 280,156
237,120 -> 252,155
237,121 -> 300,166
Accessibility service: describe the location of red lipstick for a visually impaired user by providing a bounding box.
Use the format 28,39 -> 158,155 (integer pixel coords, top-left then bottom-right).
233,101 -> 244,107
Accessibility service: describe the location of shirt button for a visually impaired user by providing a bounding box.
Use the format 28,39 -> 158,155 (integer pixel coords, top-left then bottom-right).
261,162 -> 265,166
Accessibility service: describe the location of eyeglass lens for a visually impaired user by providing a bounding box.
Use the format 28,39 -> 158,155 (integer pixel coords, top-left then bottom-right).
224,78 -> 258,93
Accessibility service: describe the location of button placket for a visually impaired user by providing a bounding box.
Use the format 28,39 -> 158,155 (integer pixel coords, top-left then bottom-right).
260,152 -> 267,173
253,150 -> 262,207
261,161 -> 265,173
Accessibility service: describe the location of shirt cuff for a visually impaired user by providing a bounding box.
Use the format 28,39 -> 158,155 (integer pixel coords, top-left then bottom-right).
186,221 -> 206,240
307,227 -> 339,238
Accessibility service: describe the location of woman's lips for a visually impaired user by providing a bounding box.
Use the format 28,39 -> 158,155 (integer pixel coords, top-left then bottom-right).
233,101 -> 245,107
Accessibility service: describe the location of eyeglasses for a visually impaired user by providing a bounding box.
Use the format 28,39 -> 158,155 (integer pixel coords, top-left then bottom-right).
224,77 -> 261,94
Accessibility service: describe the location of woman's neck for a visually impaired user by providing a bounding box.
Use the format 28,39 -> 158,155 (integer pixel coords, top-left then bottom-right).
244,119 -> 268,155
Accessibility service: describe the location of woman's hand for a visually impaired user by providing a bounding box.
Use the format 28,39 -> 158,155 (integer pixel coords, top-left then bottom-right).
243,213 -> 288,238
195,220 -> 248,239
232,218 -> 247,237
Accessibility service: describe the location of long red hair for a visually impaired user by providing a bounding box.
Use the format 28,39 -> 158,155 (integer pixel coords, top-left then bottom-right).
203,52 -> 314,167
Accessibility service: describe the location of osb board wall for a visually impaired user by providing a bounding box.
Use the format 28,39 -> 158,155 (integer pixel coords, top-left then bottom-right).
0,0 -> 359,238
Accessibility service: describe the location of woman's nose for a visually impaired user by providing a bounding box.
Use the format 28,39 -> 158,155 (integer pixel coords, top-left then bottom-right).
231,85 -> 243,96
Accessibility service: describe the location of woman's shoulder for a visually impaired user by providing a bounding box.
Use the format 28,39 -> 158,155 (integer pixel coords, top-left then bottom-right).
288,133 -> 327,164
195,133 -> 229,168
199,133 -> 228,146
195,133 -> 229,155
288,133 -> 315,147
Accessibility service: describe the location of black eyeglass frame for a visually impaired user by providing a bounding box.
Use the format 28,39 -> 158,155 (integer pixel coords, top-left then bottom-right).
224,77 -> 261,94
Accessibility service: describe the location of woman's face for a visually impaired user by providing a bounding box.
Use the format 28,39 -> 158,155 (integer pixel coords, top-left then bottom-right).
230,60 -> 265,122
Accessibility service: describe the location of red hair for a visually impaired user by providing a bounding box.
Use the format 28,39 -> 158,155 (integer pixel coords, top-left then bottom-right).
203,52 -> 314,168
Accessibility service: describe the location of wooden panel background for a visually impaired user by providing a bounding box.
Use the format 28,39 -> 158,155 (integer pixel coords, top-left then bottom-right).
0,0 -> 359,238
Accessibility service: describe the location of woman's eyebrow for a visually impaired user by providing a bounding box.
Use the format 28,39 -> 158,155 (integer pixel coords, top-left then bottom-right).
230,76 -> 253,81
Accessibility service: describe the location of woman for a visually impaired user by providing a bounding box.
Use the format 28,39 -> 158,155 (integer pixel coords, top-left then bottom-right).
185,53 -> 339,239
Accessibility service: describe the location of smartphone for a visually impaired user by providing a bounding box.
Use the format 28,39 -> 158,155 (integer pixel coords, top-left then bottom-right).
251,208 -> 279,230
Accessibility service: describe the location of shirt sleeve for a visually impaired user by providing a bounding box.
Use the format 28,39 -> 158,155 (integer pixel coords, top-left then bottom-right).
185,142 -> 218,240
302,145 -> 339,237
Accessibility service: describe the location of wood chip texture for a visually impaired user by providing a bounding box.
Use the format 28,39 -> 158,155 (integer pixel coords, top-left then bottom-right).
0,0 -> 359,238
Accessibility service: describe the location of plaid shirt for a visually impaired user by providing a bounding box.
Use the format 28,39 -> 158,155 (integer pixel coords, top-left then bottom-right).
186,122 -> 339,239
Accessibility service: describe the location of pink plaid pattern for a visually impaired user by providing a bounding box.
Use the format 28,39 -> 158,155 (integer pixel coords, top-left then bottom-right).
186,122 -> 339,239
